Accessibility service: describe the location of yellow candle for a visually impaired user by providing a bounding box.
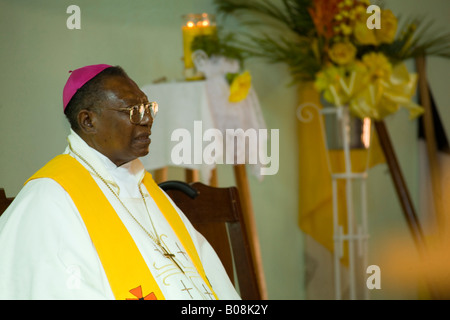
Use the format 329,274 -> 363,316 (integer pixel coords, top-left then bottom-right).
182,25 -> 202,69
182,13 -> 217,80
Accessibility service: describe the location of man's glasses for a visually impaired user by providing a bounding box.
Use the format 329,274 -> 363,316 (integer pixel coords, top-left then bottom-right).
111,102 -> 158,124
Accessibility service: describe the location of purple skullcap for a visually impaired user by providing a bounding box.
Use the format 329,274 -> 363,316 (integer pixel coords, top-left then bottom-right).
63,64 -> 112,111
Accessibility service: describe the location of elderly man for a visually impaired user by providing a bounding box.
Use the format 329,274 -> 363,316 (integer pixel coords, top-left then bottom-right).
0,64 -> 240,300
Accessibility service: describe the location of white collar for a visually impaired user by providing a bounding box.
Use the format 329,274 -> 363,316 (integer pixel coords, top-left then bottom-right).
65,129 -> 146,197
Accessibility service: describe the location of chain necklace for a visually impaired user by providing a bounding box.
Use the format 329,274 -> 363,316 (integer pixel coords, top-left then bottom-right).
68,143 -> 185,274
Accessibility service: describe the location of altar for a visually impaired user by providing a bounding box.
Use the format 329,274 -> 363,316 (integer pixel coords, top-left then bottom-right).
140,80 -> 216,183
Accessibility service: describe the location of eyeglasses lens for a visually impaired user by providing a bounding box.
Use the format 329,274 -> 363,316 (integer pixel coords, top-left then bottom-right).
129,103 -> 158,124
130,105 -> 142,124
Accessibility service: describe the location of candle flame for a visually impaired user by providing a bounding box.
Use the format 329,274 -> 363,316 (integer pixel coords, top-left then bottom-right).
186,21 -> 194,28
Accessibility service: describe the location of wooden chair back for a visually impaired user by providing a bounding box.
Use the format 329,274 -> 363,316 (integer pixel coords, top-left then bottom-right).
159,180 -> 262,300
0,188 -> 14,216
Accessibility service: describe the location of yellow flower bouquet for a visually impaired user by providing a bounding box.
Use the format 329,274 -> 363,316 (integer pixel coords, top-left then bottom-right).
312,0 -> 423,120
215,0 -> 450,120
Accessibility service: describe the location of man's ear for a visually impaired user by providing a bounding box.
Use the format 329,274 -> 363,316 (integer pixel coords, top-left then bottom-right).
77,109 -> 97,134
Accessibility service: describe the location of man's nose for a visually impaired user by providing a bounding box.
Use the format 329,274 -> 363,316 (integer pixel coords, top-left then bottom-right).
140,109 -> 153,126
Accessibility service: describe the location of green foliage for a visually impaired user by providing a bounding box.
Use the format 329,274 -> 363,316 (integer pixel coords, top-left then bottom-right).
382,16 -> 450,63
190,30 -> 246,66
213,0 -> 330,83
215,0 -> 315,36
214,0 -> 450,84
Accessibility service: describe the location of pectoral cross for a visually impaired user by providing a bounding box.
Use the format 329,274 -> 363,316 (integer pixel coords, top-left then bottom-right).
181,280 -> 193,299
156,244 -> 185,274
176,243 -> 189,261
202,284 -> 214,300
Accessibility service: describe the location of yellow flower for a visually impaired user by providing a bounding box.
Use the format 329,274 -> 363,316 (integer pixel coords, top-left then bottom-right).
361,52 -> 392,81
348,10 -> 356,20
328,42 -> 357,65
228,71 -> 252,103
354,19 -> 378,45
314,64 -> 359,106
348,62 -> 423,120
314,66 -> 340,104
341,24 -> 353,36
354,6 -> 366,16
375,9 -> 398,44
354,9 -> 398,46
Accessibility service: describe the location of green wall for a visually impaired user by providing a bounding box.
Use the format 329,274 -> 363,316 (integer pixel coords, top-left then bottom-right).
0,0 -> 449,300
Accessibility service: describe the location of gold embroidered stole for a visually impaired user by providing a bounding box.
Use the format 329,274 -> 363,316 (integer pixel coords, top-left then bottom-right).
25,154 -> 217,300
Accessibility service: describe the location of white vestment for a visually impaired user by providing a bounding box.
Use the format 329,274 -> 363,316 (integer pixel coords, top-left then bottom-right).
0,130 -> 240,300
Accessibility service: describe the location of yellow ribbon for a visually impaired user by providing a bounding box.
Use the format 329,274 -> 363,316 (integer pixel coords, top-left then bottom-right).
350,63 -> 423,120
316,61 -> 423,120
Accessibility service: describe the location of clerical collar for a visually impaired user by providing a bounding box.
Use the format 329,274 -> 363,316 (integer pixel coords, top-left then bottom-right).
65,129 -> 146,198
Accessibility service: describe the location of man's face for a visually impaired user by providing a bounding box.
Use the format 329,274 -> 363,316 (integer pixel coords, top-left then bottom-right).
89,75 -> 153,167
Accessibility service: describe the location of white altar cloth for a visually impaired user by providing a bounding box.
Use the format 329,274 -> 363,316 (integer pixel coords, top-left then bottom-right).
140,76 -> 267,183
140,80 -> 216,183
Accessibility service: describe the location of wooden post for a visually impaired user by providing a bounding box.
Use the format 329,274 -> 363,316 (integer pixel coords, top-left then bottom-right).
374,121 -> 444,299
154,167 -> 168,184
233,164 -> 268,300
185,169 -> 199,183
374,121 -> 426,252
209,168 -> 218,187
415,55 -> 445,238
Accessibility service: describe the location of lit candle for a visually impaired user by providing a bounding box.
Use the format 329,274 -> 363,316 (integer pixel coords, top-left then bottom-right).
182,13 -> 217,80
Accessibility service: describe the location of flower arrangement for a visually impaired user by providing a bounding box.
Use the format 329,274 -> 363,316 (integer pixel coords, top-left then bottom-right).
190,32 -> 252,102
311,0 -> 422,120
214,0 -> 450,120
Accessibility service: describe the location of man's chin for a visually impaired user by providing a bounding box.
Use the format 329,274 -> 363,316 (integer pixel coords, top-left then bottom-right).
137,145 -> 150,158
132,139 -> 151,157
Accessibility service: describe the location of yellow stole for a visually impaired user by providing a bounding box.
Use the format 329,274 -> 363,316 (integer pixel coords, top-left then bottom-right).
25,154 -> 217,300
